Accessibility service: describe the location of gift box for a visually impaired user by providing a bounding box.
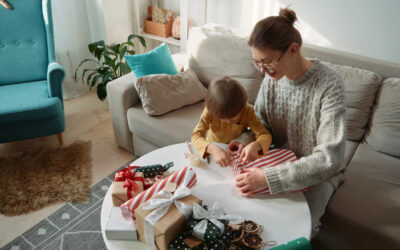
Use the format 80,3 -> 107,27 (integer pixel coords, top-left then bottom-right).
169,203 -> 239,250
231,148 -> 307,195
105,207 -> 138,240
135,186 -> 202,250
121,166 -> 197,221
112,167 -> 144,206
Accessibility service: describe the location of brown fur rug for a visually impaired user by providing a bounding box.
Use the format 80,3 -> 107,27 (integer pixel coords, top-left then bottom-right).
0,140 -> 92,216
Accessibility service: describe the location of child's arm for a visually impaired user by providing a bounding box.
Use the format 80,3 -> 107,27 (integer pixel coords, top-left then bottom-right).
246,106 -> 272,155
191,108 -> 213,158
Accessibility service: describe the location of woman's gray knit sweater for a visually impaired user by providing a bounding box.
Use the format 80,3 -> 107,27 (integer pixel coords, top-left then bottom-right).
254,60 -> 346,194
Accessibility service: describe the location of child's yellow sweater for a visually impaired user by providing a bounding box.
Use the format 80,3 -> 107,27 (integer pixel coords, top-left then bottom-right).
191,103 -> 272,158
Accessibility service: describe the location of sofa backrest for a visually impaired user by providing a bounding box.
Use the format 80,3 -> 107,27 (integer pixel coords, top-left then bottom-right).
302,44 -> 400,143
364,78 -> 400,157
0,0 -> 52,86
186,24 -> 264,104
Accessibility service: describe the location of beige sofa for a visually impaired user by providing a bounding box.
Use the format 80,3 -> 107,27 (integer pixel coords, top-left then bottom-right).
107,25 -> 400,249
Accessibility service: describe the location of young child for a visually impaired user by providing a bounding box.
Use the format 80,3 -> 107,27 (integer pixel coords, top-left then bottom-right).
191,76 -> 272,167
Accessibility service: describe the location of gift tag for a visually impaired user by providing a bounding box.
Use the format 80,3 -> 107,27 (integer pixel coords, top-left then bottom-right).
183,236 -> 203,248
164,182 -> 177,193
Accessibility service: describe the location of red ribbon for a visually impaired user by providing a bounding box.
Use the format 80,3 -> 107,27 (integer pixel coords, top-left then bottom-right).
115,166 -> 145,200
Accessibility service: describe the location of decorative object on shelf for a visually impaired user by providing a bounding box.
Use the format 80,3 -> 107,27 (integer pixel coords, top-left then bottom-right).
152,6 -> 172,24
74,34 -> 146,100
0,0 -> 12,10
172,16 -> 181,40
144,6 -> 174,38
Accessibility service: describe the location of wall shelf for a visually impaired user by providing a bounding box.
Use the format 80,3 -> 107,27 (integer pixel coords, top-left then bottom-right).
139,28 -> 181,46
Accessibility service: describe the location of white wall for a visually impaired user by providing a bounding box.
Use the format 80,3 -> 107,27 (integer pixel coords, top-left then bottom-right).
205,0 -> 400,64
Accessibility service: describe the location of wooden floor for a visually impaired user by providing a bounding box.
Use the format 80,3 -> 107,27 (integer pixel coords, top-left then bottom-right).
0,91 -> 134,247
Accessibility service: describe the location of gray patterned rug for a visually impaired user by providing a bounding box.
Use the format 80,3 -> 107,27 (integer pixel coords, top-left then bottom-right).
1,168 -> 123,250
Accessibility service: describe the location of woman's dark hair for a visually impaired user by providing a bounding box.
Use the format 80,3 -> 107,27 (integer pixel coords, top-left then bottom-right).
205,76 -> 247,119
248,7 -> 302,52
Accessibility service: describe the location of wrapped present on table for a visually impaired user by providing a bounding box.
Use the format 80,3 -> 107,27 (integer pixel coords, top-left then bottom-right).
135,185 -> 202,250
231,148 -> 307,195
121,166 -> 197,221
170,202 -> 242,250
112,166 -> 145,206
126,162 -> 174,178
105,207 -> 138,240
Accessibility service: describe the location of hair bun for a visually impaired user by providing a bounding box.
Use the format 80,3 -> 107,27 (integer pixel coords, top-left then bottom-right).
279,8 -> 297,25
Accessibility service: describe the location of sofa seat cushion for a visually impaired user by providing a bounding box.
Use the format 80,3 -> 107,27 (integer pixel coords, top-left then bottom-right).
127,101 -> 204,147
365,78 -> 400,157
322,143 -> 400,249
0,80 -> 62,123
321,61 -> 382,141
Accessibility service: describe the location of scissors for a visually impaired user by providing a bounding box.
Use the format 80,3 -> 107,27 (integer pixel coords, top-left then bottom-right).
0,0 -> 12,10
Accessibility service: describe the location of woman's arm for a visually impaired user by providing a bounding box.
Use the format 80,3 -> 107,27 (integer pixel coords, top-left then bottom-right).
264,82 -> 346,194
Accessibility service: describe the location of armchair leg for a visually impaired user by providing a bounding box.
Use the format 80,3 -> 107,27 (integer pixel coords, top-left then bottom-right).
57,133 -> 64,146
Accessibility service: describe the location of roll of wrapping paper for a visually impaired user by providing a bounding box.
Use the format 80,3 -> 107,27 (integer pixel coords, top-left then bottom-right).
270,237 -> 311,250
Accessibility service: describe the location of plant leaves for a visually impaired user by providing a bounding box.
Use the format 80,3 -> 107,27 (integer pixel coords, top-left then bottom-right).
128,34 -> 146,48
97,83 -> 107,100
119,62 -> 132,76
74,59 -> 98,81
91,74 -> 102,89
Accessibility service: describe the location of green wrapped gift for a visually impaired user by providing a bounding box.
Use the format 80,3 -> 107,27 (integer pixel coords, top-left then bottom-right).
170,203 -> 240,249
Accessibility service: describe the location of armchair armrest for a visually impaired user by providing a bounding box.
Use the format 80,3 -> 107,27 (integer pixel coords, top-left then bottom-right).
106,72 -> 139,153
47,62 -> 65,99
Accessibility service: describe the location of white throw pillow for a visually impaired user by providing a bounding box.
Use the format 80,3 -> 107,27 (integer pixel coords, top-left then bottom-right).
135,69 -> 207,116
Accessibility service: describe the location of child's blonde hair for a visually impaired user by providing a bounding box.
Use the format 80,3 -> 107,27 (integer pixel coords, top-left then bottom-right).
205,76 -> 247,119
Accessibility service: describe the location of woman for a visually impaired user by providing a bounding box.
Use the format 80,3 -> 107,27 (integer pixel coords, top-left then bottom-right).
228,8 -> 346,238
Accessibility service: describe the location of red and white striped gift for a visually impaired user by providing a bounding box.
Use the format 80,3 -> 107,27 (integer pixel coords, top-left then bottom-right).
120,166 -> 197,221
232,148 -> 306,195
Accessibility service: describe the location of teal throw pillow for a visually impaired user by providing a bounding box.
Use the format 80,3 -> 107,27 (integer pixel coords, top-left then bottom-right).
125,43 -> 178,78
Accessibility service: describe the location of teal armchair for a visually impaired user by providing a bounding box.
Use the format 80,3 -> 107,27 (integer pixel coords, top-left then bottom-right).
0,0 -> 66,145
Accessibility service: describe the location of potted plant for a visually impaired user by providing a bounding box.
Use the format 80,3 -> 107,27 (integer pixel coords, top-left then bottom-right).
74,34 -> 146,100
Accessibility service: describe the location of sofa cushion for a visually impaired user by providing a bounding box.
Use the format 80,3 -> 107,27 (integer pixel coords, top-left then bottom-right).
322,143 -> 400,249
0,80 -> 62,123
187,24 -> 264,104
127,102 -> 204,147
135,69 -> 207,116
321,61 -> 382,141
125,43 -> 178,78
365,78 -> 400,157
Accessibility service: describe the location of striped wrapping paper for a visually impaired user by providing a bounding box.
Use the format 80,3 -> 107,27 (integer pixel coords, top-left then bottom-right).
232,148 -> 306,195
120,166 -> 197,221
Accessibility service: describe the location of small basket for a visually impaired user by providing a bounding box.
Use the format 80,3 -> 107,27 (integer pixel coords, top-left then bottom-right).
144,6 -> 174,37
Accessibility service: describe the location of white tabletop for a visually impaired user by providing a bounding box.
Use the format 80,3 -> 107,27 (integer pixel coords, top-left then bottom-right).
101,143 -> 311,249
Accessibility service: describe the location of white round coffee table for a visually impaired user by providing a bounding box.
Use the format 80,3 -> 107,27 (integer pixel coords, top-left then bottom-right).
101,143 -> 311,249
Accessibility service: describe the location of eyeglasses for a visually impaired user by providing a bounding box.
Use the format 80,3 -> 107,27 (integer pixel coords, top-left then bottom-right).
252,46 -> 289,71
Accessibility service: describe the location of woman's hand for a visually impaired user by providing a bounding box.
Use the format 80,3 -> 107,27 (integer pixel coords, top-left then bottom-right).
206,144 -> 231,167
239,141 -> 262,164
236,168 -> 267,196
226,141 -> 245,156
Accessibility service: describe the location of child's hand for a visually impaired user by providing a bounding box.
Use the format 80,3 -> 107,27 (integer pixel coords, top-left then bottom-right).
226,141 -> 245,156
239,141 -> 262,164
207,144 -> 231,167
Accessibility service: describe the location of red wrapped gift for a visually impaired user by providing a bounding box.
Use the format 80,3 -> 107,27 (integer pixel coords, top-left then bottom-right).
232,148 -> 307,195
112,166 -> 145,206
